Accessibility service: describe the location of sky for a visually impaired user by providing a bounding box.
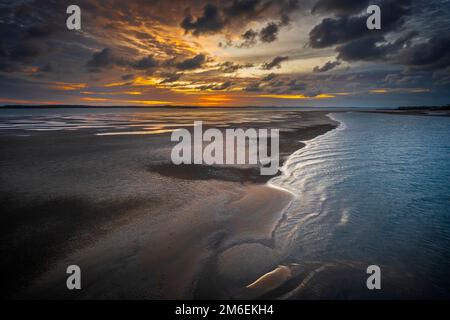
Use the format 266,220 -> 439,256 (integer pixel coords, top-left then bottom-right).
0,0 -> 449,107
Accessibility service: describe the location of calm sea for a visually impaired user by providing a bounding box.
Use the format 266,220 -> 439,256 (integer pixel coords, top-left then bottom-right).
270,112 -> 450,298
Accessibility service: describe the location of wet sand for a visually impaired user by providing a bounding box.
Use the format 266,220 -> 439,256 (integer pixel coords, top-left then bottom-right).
0,110 -> 338,299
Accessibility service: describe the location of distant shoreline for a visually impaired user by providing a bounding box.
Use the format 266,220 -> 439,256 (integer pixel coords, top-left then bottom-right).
364,105 -> 450,117
1,104 -> 448,110
0,104 -> 367,110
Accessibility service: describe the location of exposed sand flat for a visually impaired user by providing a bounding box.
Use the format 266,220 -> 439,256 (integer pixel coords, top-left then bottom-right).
224,185 -> 293,245
246,265 -> 292,291
21,183 -> 292,299
0,110 -> 338,299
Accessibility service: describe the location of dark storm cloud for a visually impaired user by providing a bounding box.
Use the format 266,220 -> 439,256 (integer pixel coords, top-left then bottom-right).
432,67 -> 450,86
259,22 -> 279,43
0,0 -> 64,49
384,73 -> 426,87
235,22 -> 282,48
198,81 -> 233,91
260,76 -> 307,94
336,31 -> 416,62
38,63 -> 53,73
121,74 -> 135,81
181,0 -> 301,36
0,41 -> 42,71
255,73 -> 308,94
0,0 -> 60,73
270,80 -> 286,87
219,61 -> 253,73
224,0 -> 268,18
224,0 -> 300,22
86,48 -> 115,69
309,15 -> 368,49
0,61 -> 19,73
10,43 -> 41,63
313,60 -> 341,72
131,55 -> 159,70
223,0 -> 299,24
0,45 -> 6,57
309,0 -> 412,48
288,79 -> 307,91
238,29 -> 258,48
279,13 -> 291,27
232,0 -> 298,48
336,36 -> 389,61
87,50 -> 161,73
280,0 -> 300,19
174,54 -> 207,70
262,56 -> 288,70
312,0 -> 370,14
307,0 -> 430,78
262,73 -> 278,81
26,24 -> 55,38
397,36 -> 450,70
244,83 -> 262,92
181,4 -> 224,36
160,73 -> 182,84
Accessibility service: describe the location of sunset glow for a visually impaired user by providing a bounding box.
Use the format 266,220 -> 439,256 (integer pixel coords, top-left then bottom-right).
0,0 -> 449,107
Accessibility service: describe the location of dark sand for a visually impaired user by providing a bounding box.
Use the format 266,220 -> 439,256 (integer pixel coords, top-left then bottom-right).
0,110 -> 337,299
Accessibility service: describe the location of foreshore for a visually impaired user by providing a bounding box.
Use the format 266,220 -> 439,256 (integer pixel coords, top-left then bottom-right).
0,109 -> 338,299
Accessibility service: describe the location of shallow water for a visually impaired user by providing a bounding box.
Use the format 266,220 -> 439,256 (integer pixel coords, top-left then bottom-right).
270,112 -> 450,298
0,107 -> 322,134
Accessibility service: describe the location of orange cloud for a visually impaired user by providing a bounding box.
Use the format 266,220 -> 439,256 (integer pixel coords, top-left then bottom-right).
0,98 -> 61,105
315,93 -> 336,99
103,82 -> 128,88
131,77 -> 160,87
123,91 -> 142,95
126,99 -> 172,105
51,82 -> 87,91
370,89 -> 388,94
81,97 -> 171,105
255,93 -> 336,100
81,97 -> 110,102
370,88 -> 430,94
195,94 -> 235,106
200,95 -> 234,102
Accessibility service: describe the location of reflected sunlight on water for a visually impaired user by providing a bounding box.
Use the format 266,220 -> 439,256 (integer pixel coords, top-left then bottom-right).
0,108 -> 302,134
